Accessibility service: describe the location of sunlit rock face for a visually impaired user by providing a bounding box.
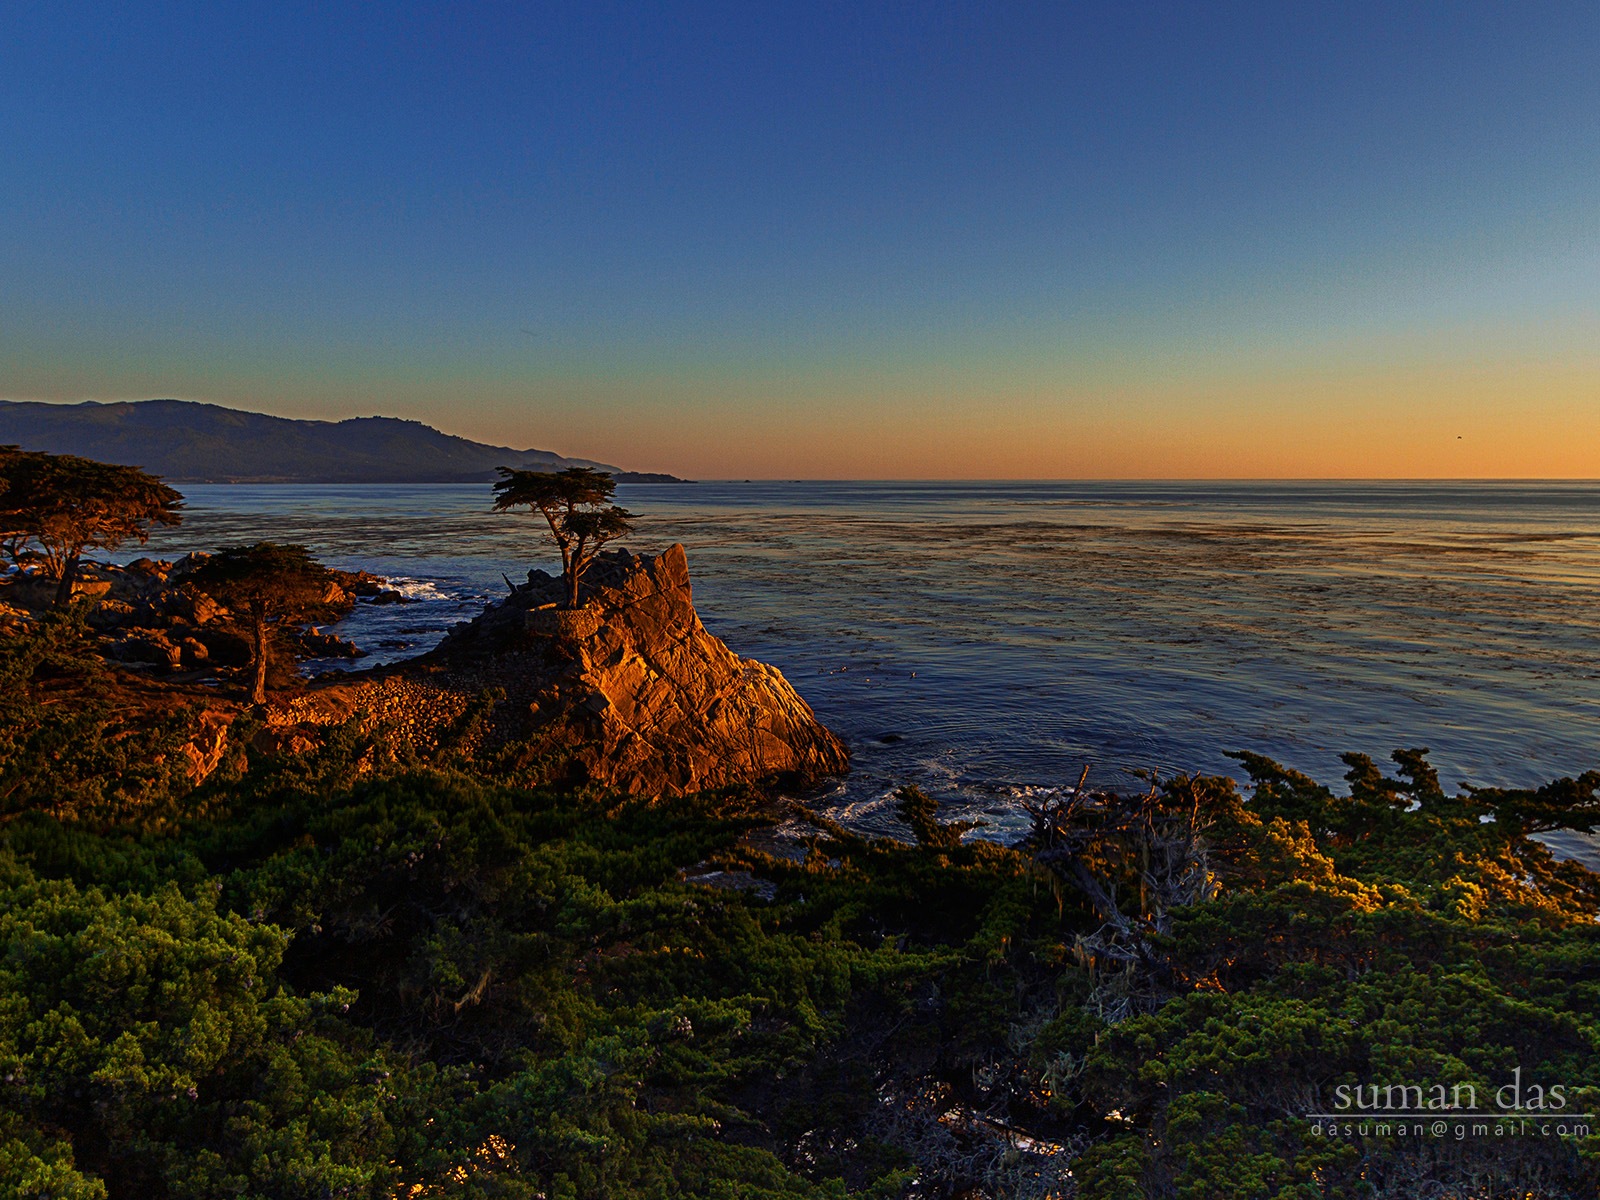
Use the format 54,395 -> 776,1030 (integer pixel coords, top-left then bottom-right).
453,543 -> 850,794
286,544 -> 849,795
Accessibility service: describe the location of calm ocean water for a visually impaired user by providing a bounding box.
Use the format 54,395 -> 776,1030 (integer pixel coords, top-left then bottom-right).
140,481 -> 1600,847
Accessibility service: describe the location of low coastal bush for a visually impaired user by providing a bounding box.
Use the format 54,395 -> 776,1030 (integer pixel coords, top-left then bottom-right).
0,609 -> 197,826
2,685 -> 1598,1197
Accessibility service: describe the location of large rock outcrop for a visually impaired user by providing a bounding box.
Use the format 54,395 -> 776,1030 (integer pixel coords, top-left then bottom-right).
273,545 -> 849,795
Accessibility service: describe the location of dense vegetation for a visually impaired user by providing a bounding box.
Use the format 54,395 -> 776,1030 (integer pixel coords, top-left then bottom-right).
2,614 -> 1599,1198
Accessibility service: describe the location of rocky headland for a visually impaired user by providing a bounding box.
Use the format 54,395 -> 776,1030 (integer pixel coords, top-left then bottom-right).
275,544 -> 848,794
0,544 -> 847,796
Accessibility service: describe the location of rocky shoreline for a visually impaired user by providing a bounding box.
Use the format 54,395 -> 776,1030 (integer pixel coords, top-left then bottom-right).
0,555 -> 405,671
0,544 -> 849,796
265,544 -> 849,794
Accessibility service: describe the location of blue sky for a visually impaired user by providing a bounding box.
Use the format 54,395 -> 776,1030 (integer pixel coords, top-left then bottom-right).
3,2 -> 1597,476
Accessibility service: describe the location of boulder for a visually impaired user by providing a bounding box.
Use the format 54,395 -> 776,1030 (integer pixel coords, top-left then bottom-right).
176,709 -> 233,782
296,626 -> 366,658
336,573 -> 416,607
178,637 -> 211,670
124,557 -> 173,580
321,580 -> 358,614
106,563 -> 166,604
106,630 -> 184,671
87,598 -> 139,630
165,588 -> 222,626
328,568 -> 390,597
168,552 -> 211,578
5,575 -> 111,608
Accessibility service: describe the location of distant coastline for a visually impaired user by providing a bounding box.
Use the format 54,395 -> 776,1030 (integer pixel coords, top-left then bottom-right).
0,398 -> 689,484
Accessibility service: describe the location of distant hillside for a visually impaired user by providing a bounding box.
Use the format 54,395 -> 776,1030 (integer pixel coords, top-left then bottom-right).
0,399 -> 683,484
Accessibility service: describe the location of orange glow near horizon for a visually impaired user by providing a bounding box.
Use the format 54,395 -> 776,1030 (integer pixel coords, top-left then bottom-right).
329,354 -> 1600,480
7,336 -> 1598,481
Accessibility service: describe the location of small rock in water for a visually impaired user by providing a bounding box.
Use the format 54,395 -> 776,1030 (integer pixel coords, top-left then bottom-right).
296,627 -> 366,658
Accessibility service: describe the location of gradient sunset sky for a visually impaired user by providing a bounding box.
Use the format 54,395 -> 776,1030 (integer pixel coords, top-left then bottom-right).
3,2 -> 1597,478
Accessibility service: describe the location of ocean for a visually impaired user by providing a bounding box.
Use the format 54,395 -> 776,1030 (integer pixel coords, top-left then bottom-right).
140,481 -> 1600,847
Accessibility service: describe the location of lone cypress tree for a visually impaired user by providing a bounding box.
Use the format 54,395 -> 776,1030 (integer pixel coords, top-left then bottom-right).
492,467 -> 633,609
188,543 -> 336,704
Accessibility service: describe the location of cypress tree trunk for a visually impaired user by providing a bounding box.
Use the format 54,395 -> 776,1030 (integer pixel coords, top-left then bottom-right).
53,553 -> 80,608
250,609 -> 269,705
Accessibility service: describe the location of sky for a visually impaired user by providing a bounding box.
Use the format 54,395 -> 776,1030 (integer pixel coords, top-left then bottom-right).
2,2 -> 1597,478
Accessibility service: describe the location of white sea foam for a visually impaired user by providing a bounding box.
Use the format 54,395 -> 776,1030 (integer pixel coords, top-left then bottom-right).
382,577 -> 454,601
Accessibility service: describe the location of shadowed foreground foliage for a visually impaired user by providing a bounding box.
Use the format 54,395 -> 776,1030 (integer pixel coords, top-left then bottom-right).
2,617 -> 1599,1198
0,610 -> 200,825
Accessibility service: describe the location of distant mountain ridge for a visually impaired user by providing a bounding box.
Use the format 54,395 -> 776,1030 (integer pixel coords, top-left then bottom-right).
0,399 -> 682,483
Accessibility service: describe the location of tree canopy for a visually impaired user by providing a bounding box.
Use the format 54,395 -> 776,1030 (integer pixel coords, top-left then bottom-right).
492,467 -> 633,609
187,542 -> 337,704
0,447 -> 184,604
